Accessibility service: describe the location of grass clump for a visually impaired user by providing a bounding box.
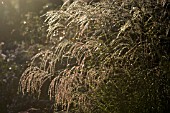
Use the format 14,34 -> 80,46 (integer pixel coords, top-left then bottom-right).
19,0 -> 170,113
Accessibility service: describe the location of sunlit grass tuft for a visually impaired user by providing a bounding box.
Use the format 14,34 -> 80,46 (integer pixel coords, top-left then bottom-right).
19,0 -> 170,112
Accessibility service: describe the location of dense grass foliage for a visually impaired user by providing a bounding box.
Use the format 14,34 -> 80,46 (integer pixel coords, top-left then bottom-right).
19,0 -> 170,113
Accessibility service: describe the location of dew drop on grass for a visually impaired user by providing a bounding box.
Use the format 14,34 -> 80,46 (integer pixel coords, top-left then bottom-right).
67,64 -> 70,67
59,37 -> 64,41
53,33 -> 56,37
23,21 -> 27,24
9,67 -> 12,70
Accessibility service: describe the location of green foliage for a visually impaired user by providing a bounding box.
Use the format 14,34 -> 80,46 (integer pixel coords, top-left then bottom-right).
19,0 -> 170,113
